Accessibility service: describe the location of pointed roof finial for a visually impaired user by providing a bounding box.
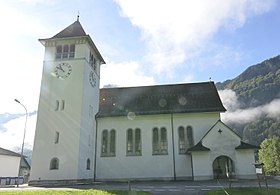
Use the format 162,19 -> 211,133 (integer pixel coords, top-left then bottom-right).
77,11 -> 80,21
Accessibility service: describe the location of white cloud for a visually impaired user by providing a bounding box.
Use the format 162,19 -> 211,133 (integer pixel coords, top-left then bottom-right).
218,89 -> 240,111
100,61 -> 155,87
0,114 -> 36,150
114,0 -> 276,77
219,89 -> 280,124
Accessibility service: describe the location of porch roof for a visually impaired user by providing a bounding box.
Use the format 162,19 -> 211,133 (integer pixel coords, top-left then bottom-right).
187,141 -> 210,152
235,141 -> 260,150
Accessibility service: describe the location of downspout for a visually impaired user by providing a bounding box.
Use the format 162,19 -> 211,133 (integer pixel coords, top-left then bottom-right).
190,153 -> 194,181
171,113 -> 176,180
93,114 -> 99,181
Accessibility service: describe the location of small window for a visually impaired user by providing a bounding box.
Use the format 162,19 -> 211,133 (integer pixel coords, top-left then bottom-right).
55,100 -> 65,111
56,45 -> 62,59
50,158 -> 59,170
55,44 -> 75,59
54,131 -> 59,144
86,158 -> 90,170
62,45 -> 69,58
69,44 -> 75,58
61,100 -> 65,110
93,58 -> 97,71
55,100 -> 59,111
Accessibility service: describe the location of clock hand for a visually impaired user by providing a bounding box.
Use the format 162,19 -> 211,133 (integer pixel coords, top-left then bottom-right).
57,64 -> 65,72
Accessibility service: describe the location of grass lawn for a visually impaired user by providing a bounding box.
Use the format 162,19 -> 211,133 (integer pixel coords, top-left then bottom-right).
0,190 -> 150,195
207,187 -> 280,195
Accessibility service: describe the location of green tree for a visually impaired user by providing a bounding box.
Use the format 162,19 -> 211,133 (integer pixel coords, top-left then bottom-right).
258,136 -> 280,175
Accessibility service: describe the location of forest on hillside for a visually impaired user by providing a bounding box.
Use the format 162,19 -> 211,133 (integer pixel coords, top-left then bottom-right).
216,55 -> 280,145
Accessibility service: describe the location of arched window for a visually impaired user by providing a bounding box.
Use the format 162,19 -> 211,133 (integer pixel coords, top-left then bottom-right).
178,126 -> 185,153
50,158 -> 59,170
101,129 -> 116,157
110,129 -> 116,155
126,128 -> 142,156
152,127 -> 159,154
152,127 -> 168,155
135,128 -> 141,155
101,130 -> 108,155
187,126 -> 194,147
127,129 -> 133,154
86,158 -> 90,170
178,126 -> 194,154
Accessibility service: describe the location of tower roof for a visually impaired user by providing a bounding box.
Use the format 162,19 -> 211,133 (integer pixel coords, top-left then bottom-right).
51,20 -> 87,38
39,19 -> 105,64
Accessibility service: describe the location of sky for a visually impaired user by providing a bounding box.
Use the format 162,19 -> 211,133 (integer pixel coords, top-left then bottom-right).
0,0 -> 280,152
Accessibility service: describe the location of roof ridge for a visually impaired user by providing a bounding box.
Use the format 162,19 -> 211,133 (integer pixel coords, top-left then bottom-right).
101,81 -> 215,90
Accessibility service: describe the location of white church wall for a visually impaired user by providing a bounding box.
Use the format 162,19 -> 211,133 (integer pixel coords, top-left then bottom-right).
96,114 -> 175,180
235,150 -> 257,179
96,112 -> 221,180
191,152 -> 213,180
172,112 -> 220,179
203,121 -> 240,165
77,42 -> 101,179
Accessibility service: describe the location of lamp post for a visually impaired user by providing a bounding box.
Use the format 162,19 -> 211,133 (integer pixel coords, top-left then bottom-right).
14,99 -> 27,187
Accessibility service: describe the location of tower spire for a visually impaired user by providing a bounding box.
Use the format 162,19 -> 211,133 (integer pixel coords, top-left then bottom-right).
77,11 -> 80,21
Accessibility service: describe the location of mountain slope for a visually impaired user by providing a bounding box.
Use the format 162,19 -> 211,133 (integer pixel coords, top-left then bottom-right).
217,55 -> 280,145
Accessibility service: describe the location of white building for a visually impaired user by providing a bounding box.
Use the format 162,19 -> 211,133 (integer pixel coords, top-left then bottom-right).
29,19 -> 259,185
0,147 -> 30,183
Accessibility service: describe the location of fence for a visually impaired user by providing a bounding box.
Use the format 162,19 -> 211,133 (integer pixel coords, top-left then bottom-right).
0,177 -> 24,186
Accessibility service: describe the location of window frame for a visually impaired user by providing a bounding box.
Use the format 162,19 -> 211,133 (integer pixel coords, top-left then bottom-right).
152,127 -> 168,155
55,44 -> 75,59
178,125 -> 194,154
126,128 -> 142,156
86,158 -> 91,170
101,129 -> 116,157
50,157 -> 59,170
54,131 -> 59,144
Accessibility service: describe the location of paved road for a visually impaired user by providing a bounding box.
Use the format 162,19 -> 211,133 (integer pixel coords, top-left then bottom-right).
0,179 -> 279,195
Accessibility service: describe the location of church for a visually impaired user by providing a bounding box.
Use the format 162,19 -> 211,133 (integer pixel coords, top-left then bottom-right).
29,19 -> 259,185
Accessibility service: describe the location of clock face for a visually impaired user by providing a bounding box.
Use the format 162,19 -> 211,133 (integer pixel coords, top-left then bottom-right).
54,63 -> 72,79
89,71 -> 96,88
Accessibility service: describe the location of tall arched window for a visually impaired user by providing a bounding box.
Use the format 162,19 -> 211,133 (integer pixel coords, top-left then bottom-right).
50,158 -> 59,170
178,126 -> 194,154
109,129 -> 116,155
187,126 -> 194,148
126,128 -> 142,156
101,130 -> 108,155
178,126 -> 185,153
101,129 -> 116,157
152,127 -> 168,155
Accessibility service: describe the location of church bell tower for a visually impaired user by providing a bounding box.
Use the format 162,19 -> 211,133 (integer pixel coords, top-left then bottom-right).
29,18 -> 105,185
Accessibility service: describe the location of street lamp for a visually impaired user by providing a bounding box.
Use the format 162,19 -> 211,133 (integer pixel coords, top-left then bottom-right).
14,99 -> 27,187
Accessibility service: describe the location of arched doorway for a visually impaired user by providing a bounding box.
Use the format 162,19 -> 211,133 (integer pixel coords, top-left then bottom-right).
213,156 -> 235,179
